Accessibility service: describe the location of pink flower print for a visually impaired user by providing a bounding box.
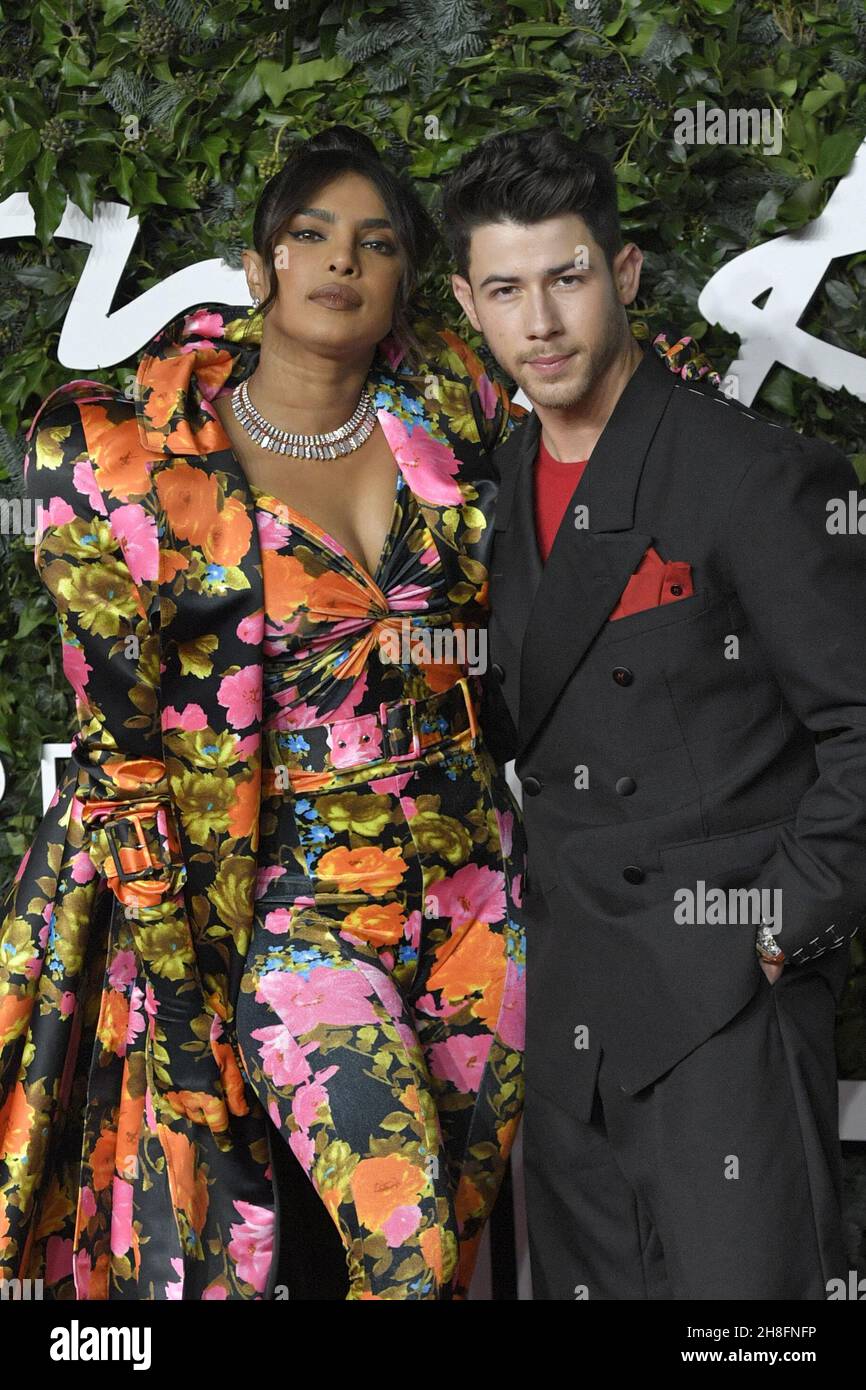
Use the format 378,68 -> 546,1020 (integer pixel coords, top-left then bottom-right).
162,703 -> 208,731
126,985 -> 146,1050
292,1067 -> 339,1130
145,1086 -> 157,1133
250,1023 -> 314,1087
414,992 -> 463,1020
377,412 -> 463,506
228,1200 -> 275,1293
495,807 -> 514,858
71,459 -> 107,516
262,908 -> 293,935
70,850 -> 98,885
385,581 -> 432,612
419,543 -> 439,568
62,641 -> 92,705
203,1284 -> 229,1300
59,992 -> 76,1019
110,1177 -> 133,1256
256,965 -> 381,1032
109,949 -> 137,991
183,308 -> 226,342
218,665 -> 262,729
255,509 -> 293,550
510,870 -> 523,909
377,333 -> 405,371
429,863 -> 506,929
476,371 -> 498,419
327,714 -> 383,767
353,958 -> 405,1020
382,1204 -> 423,1247
38,496 -> 76,538
45,1236 -> 74,1286
234,732 -> 260,759
165,1256 -> 184,1299
110,503 -> 159,585
256,865 -> 288,897
80,1185 -> 97,1219
368,772 -> 413,795
497,956 -> 525,1052
73,1248 -> 92,1299
290,1127 -> 316,1172
237,608 -> 265,644
428,1032 -> 493,1093
325,673 -> 369,722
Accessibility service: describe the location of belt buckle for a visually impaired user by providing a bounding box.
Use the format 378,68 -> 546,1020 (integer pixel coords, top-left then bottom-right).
455,675 -> 479,742
103,812 -> 162,883
379,697 -> 421,763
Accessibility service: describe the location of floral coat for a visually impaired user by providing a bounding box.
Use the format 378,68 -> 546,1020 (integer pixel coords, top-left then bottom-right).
0,302 -> 526,1299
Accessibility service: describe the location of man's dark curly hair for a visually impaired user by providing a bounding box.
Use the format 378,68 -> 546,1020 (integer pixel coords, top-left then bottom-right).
439,130 -> 625,282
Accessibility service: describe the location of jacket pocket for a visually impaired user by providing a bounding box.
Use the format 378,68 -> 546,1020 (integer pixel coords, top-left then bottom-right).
659,815 -> 796,880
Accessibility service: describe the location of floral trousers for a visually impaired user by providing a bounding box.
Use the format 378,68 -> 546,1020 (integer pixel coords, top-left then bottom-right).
234,729 -> 527,1300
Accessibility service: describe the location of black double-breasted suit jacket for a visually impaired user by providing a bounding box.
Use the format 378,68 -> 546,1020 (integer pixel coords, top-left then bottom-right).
487,343 -> 866,1119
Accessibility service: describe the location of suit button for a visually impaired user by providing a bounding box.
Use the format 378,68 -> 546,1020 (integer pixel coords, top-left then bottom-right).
615,776 -> 637,796
670,584 -> 683,596
522,775 -> 542,796
623,865 -> 644,884
612,666 -> 633,686
492,662 -> 505,683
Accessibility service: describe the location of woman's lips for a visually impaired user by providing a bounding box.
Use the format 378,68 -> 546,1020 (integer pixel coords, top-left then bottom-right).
309,288 -> 362,310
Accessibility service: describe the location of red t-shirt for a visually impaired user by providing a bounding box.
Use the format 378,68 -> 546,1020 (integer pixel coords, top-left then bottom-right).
533,433 -> 589,563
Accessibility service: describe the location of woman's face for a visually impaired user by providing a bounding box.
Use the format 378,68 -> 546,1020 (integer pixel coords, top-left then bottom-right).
249,170 -> 405,360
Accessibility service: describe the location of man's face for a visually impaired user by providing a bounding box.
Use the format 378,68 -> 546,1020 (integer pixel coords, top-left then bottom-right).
450,214 -> 643,409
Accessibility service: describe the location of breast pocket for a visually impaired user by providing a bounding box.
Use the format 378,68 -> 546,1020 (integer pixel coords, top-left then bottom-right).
594,592 -> 711,754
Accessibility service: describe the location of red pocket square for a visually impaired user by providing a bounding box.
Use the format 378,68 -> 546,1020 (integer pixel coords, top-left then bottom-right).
608,546 -> 694,621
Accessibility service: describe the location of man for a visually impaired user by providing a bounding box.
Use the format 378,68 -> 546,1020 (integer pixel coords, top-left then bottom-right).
440,129 -> 866,1299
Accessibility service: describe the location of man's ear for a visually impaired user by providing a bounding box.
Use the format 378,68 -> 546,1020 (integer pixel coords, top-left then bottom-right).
613,243 -> 643,307
450,273 -> 482,332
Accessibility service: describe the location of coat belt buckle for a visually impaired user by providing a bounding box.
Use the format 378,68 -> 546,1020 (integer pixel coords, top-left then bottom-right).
379,697 -> 421,763
103,814 -> 166,884
455,675 -> 479,743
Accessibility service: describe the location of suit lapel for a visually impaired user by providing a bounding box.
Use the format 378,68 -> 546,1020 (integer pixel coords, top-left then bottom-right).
493,346 -> 679,755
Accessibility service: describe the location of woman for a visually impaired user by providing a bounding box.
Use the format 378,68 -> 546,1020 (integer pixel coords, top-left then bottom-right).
0,126 -> 530,1302
0,124 -> 713,1301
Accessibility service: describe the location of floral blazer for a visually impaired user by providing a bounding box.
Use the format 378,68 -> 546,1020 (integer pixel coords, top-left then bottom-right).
0,302 -> 527,1299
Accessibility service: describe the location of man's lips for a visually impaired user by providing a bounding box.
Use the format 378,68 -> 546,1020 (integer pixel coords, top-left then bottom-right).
524,352 -> 574,373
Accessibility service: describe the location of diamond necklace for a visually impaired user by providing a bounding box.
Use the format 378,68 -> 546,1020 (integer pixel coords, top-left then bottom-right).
230,375 -> 377,459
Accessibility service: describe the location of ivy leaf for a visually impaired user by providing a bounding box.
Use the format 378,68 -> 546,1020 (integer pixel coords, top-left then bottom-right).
28,181 -> 68,246
817,129 -> 863,181
2,129 -> 41,184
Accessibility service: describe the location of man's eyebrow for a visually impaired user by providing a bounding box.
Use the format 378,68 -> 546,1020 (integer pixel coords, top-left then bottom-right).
295,207 -> 393,229
478,259 -> 589,289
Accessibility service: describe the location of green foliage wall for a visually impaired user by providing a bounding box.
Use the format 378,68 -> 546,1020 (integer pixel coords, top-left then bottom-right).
1,0 -> 865,1072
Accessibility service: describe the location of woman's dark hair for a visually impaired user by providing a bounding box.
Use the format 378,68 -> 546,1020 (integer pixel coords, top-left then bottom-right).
440,130 -> 624,283
248,125 -> 439,367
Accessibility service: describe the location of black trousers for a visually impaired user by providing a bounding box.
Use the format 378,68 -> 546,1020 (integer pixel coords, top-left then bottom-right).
524,963 -> 848,1299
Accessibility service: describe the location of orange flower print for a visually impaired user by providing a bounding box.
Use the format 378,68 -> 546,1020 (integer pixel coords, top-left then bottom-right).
350,1154 -> 428,1232
316,844 -> 408,895
156,462 -> 220,547
159,1127 -> 209,1234
342,902 -> 406,946
204,494 -> 253,569
0,1082 -> 34,1159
